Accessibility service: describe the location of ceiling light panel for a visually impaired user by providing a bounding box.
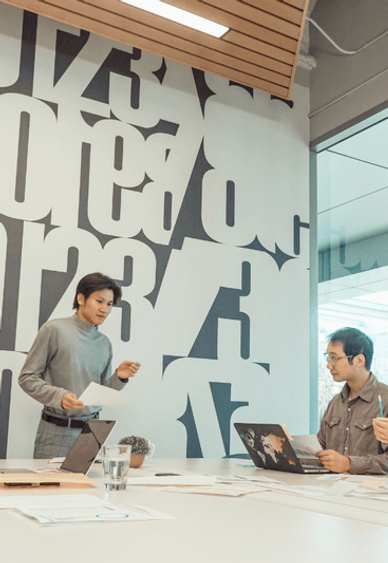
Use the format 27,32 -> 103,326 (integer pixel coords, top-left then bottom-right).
2,0 -> 311,99
120,0 -> 228,38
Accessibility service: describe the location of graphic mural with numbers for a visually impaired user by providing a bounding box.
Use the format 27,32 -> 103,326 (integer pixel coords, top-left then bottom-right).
0,4 -> 310,459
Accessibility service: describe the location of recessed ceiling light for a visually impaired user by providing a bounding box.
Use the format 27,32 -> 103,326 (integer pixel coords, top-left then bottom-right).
120,0 -> 229,38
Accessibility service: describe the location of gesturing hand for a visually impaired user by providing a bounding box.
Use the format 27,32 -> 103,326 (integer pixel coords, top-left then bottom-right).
62,392 -> 84,409
116,361 -> 141,380
316,449 -> 351,473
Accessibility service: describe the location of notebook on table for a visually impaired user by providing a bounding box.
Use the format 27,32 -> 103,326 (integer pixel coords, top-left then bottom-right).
234,422 -> 329,474
0,420 -> 116,485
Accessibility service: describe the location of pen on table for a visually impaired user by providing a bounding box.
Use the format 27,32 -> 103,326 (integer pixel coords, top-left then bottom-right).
378,394 -> 384,418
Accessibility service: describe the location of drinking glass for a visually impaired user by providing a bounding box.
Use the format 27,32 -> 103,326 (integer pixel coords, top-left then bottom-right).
102,444 -> 132,491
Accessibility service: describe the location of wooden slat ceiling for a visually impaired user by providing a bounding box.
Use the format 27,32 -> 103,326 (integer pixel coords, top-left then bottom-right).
2,0 -> 310,99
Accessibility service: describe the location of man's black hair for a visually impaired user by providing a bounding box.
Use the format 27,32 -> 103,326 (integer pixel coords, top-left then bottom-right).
72,272 -> 122,310
328,327 -> 374,371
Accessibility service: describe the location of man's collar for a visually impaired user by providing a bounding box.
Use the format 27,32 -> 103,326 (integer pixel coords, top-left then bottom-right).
341,372 -> 375,402
73,313 -> 97,333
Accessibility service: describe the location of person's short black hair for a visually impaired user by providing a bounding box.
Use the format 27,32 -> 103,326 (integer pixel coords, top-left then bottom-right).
73,272 -> 122,310
328,327 -> 374,371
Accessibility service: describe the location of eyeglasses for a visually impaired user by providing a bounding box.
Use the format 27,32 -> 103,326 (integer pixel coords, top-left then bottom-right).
324,353 -> 353,365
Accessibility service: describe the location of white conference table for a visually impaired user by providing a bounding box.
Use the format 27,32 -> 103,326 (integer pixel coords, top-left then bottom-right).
1,457 -> 388,563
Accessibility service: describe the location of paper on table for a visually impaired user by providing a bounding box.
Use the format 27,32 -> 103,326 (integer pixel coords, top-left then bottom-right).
163,485 -> 266,497
126,475 -> 216,486
0,494 -> 174,524
358,480 -> 386,490
324,478 -> 388,498
249,482 -> 330,497
18,503 -> 174,524
216,475 -> 284,484
316,473 -> 349,481
78,382 -> 131,407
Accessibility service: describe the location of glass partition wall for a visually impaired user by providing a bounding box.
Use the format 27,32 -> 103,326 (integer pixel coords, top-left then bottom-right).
316,113 -> 388,421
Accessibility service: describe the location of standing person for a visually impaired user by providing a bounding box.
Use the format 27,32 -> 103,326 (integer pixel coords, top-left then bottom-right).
19,272 -> 140,459
316,327 -> 388,474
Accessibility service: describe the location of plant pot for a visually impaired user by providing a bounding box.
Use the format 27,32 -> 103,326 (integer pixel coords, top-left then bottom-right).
130,453 -> 145,468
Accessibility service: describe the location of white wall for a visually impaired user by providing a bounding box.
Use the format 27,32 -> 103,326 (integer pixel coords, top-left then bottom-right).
0,4 -> 311,458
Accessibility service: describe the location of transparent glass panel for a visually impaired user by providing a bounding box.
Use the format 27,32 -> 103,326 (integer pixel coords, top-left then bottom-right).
317,115 -> 388,420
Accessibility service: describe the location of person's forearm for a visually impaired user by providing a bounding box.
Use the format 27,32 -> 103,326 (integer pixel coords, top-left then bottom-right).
103,371 -> 128,390
100,355 -> 127,390
348,453 -> 388,475
19,370 -> 66,409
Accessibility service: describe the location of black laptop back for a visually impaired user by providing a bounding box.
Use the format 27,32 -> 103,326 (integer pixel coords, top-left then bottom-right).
234,422 -> 328,474
60,420 -> 116,475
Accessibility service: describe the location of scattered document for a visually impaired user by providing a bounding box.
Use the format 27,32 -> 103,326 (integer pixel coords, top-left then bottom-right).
251,482 -> 330,497
358,480 -> 386,490
0,494 -> 173,524
316,474 -> 349,481
346,475 -> 388,483
20,504 -> 174,524
161,474 -> 281,496
163,485 -> 266,497
216,475 -> 284,484
126,474 -> 216,486
78,382 -> 131,407
325,478 -> 388,497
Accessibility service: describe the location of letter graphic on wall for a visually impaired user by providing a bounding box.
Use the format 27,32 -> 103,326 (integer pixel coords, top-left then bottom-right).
0,6 -> 310,459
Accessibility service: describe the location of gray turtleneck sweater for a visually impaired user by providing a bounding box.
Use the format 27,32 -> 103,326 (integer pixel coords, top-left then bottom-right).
18,314 -> 126,419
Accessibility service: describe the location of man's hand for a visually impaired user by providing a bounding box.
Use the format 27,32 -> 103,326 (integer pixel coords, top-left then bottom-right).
62,392 -> 84,410
316,449 -> 351,473
372,418 -> 388,443
116,361 -> 141,380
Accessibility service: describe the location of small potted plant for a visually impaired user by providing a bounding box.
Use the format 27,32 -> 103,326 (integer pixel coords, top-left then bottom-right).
118,436 -> 154,468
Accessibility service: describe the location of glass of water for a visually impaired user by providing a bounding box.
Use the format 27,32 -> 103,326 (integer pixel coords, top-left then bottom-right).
102,444 -> 132,491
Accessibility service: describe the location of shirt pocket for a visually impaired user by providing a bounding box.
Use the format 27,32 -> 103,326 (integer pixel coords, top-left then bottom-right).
353,418 -> 373,432
326,416 -> 340,428
352,418 -> 377,454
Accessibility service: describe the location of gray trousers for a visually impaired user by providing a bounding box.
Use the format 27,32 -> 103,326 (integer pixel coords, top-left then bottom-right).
33,418 -> 83,459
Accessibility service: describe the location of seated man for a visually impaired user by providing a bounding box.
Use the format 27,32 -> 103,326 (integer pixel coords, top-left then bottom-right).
316,327 -> 388,474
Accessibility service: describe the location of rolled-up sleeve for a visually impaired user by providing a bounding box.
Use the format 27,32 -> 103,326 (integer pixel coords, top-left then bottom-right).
100,353 -> 128,391
347,451 -> 388,474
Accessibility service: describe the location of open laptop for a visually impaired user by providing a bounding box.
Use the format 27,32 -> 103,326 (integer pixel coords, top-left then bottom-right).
59,419 -> 116,475
1,420 -> 116,477
234,422 -> 329,474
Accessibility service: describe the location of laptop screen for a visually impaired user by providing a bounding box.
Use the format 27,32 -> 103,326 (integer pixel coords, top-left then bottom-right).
60,420 -> 116,475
